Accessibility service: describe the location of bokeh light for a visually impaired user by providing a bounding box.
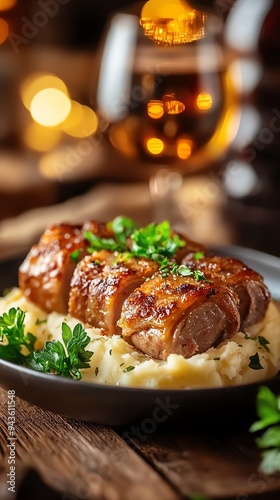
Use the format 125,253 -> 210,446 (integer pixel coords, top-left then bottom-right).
0,0 -> 17,11
197,92 -> 213,110
163,95 -> 185,115
147,101 -> 164,119
24,122 -> 62,152
30,88 -> 71,127
20,73 -> 68,111
177,139 -> 192,159
146,137 -> 164,155
62,101 -> 98,138
0,18 -> 9,44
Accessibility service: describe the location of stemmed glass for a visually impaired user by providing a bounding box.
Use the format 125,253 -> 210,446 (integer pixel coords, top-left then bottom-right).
92,5 -> 240,228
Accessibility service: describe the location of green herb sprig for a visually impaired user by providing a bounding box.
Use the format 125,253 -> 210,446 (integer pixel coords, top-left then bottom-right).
130,221 -> 185,264
0,308 -> 36,364
26,322 -> 93,380
250,386 -> 280,474
84,216 -> 137,255
0,308 -> 93,380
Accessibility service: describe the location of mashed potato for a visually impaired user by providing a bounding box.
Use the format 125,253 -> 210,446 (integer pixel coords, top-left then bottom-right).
1,288 -> 280,389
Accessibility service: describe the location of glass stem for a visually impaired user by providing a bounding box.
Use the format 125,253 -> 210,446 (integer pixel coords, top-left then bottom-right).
149,168 -> 186,231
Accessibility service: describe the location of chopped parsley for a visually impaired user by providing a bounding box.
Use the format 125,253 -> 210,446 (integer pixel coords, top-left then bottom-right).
70,248 -> 84,264
248,352 -> 264,370
258,336 -> 270,353
123,365 -> 135,373
193,252 -> 205,261
130,221 -> 185,264
160,262 -> 207,282
35,318 -> 47,326
75,217 -> 207,282
250,386 -> 280,474
109,349 -> 112,356
95,366 -> 99,376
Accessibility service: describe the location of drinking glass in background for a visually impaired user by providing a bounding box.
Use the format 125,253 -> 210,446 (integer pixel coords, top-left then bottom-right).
92,4 -> 241,228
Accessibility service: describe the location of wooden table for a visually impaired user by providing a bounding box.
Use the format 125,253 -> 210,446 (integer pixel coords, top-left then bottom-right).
1,385 -> 280,500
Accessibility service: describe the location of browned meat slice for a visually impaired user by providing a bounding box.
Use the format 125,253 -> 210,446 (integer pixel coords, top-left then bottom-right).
19,223 -> 87,314
69,251 -> 159,334
119,273 -> 240,360
181,255 -> 270,328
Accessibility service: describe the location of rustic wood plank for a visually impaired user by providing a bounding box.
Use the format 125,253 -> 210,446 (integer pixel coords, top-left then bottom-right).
123,429 -> 280,498
0,388 -> 180,500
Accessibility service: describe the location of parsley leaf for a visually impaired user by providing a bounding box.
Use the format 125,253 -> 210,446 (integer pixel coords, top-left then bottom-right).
0,307 -> 93,381
0,308 -> 36,364
248,352 -> 263,370
84,230 -> 123,253
85,216 -> 137,255
26,322 -> 93,380
109,216 -> 137,247
250,387 -> 280,474
131,221 -> 185,264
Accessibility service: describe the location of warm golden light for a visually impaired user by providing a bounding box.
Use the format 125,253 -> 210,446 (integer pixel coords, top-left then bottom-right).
24,122 -> 61,152
21,74 -> 68,111
163,94 -> 185,114
177,139 -> 192,159
0,18 -> 8,44
62,101 -> 98,138
197,92 -> 213,110
140,0 -> 207,46
0,0 -> 16,11
146,137 -> 165,155
30,88 -> 71,127
147,100 -> 164,119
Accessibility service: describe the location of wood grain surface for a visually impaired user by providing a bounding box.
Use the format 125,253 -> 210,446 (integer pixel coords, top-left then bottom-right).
1,385 -> 280,499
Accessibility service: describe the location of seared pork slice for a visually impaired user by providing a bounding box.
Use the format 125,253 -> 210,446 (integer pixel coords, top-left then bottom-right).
19,224 -> 87,314
119,273 -> 240,360
181,255 -> 270,328
69,251 -> 159,334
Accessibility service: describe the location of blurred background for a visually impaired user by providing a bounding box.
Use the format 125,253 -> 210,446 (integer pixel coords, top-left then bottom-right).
0,0 -> 279,259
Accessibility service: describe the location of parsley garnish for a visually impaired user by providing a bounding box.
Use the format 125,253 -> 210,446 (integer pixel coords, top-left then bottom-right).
85,216 -> 136,254
76,217 -> 207,283
26,322 -> 93,380
95,366 -> 99,376
258,336 -> 270,353
160,262 -> 207,282
250,386 -> 280,474
70,248 -> 84,264
0,308 -> 93,380
123,365 -> 135,373
35,318 -> 47,326
249,352 -> 264,370
193,252 -> 204,260
0,308 -> 36,364
131,221 -> 185,264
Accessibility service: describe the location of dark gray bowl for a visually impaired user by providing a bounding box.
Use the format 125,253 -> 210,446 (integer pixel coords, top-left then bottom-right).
0,246 -> 279,426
